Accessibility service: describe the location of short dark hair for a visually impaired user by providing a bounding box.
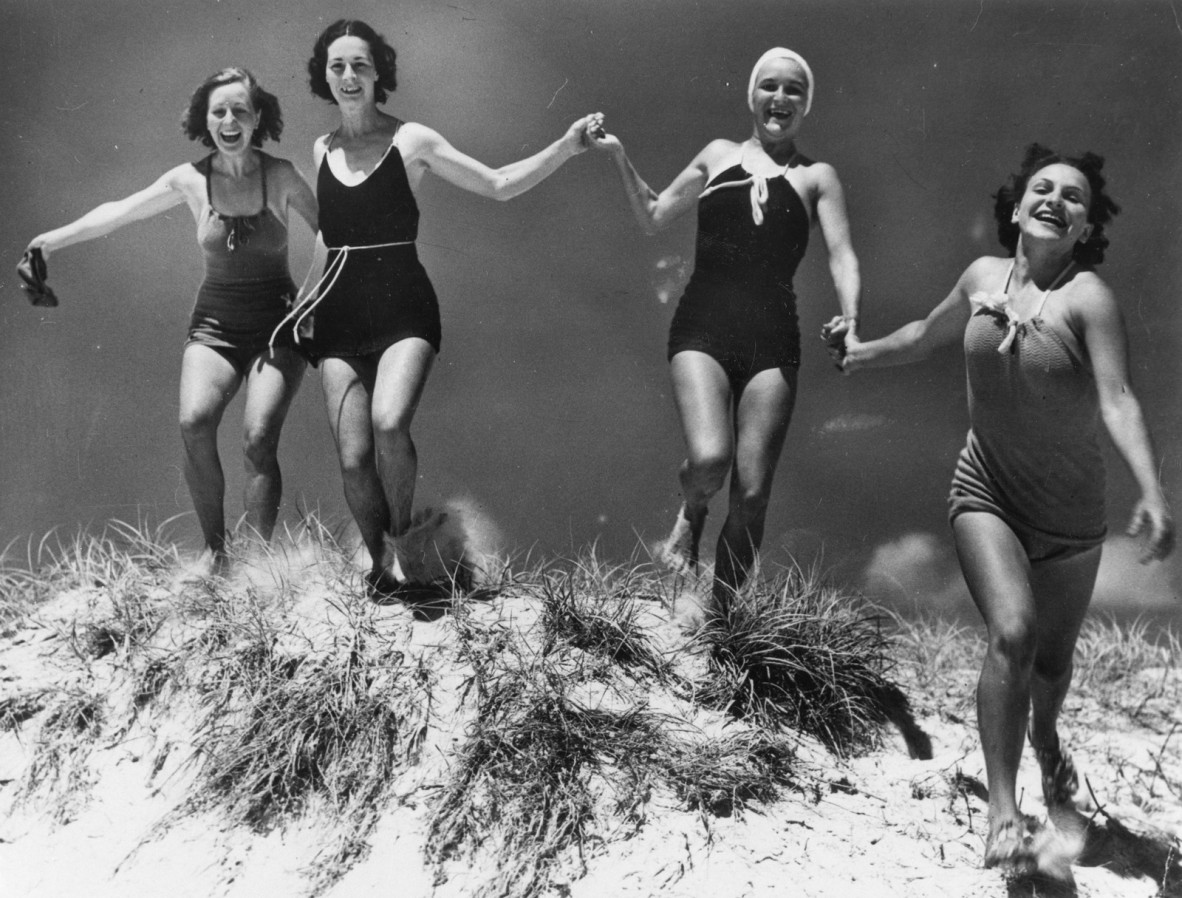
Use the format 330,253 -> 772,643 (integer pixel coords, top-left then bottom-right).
307,19 -> 398,105
993,142 -> 1119,267
181,67 -> 283,148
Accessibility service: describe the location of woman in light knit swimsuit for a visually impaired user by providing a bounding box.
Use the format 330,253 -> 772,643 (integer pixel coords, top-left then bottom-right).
23,68 -> 318,577
827,143 -> 1174,877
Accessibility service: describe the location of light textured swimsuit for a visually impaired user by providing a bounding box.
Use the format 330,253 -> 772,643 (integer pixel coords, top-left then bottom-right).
187,153 -> 298,374
948,262 -> 1107,560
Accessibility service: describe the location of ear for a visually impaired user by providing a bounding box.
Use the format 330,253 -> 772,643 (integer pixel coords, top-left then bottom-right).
1078,226 -> 1093,244
1011,206 -> 1019,223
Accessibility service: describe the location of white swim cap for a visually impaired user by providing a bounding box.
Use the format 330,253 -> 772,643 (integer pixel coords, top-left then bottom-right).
747,48 -> 814,116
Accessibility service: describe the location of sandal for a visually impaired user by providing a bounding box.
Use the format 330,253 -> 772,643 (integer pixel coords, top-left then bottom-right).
1029,729 -> 1079,808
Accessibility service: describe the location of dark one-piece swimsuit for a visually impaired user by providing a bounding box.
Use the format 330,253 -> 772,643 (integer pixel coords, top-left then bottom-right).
303,126 -> 441,364
668,159 -> 810,391
187,153 -> 299,375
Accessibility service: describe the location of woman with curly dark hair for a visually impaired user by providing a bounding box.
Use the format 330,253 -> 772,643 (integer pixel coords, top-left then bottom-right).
826,143 -> 1174,878
286,19 -> 602,597
22,67 -> 319,578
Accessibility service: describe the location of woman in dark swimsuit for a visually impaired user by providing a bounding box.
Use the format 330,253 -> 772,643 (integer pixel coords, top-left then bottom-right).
831,144 -> 1174,877
590,48 -> 862,618
295,20 -> 602,596
23,68 -> 318,578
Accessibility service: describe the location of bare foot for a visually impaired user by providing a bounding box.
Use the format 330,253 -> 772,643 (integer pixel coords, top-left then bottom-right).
653,505 -> 704,575
984,816 -> 1039,876
179,548 -> 229,584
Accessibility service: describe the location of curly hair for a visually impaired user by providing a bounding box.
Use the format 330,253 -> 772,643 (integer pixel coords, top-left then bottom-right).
307,19 -> 398,105
993,142 -> 1120,267
181,67 -> 283,148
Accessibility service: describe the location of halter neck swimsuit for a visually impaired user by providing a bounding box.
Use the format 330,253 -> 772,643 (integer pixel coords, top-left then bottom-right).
949,261 -> 1107,557
306,126 -> 441,363
187,153 -> 299,373
668,144 -> 810,390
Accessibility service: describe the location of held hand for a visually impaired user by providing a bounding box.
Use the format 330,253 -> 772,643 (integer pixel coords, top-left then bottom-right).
820,316 -> 857,373
565,113 -> 606,155
1127,497 -> 1175,563
26,235 -> 51,262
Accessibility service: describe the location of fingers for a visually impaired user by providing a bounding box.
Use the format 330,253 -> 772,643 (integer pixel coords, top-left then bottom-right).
1129,501 -> 1176,563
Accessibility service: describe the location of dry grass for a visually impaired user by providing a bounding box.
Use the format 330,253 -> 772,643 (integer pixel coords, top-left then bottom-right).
697,566 -> 902,756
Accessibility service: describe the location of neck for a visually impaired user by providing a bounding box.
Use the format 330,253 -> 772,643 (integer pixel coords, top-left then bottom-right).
1013,241 -> 1076,288
212,148 -> 259,178
750,133 -> 797,165
336,102 -> 385,137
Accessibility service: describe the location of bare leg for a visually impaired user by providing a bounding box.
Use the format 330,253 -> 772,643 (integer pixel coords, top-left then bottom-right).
178,344 -> 243,557
320,355 -> 388,567
239,348 -> 305,541
712,367 -> 797,609
662,351 -> 734,573
371,338 -> 435,537
953,512 -> 1036,856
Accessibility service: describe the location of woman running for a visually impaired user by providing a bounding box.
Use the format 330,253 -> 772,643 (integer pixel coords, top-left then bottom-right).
287,19 -> 602,597
828,143 -> 1174,876
23,67 -> 318,577
590,48 -> 861,616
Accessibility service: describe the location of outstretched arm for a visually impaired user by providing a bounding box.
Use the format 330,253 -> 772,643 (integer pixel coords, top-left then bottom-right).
1077,279 -> 1175,561
813,163 -> 861,345
400,114 -> 602,201
837,258 -> 984,372
275,159 -> 319,234
589,131 -> 716,234
26,166 -> 192,260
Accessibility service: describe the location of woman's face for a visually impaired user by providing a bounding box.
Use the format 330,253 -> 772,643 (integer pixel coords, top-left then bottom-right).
751,58 -> 809,142
1014,163 -> 1093,246
325,35 -> 377,106
206,82 -> 257,155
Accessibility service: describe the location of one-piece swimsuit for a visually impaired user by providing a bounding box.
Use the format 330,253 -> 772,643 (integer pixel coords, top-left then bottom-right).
307,125 -> 441,363
948,262 -> 1107,559
188,153 -> 298,374
668,148 -> 810,389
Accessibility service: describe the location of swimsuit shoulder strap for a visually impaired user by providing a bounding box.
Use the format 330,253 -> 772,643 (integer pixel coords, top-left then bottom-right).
1002,261 -> 1015,293
1032,261 -> 1075,318
259,154 -> 268,208
203,154 -> 215,209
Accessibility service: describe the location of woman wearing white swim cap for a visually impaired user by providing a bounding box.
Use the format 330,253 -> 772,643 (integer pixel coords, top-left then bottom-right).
590,48 -> 861,621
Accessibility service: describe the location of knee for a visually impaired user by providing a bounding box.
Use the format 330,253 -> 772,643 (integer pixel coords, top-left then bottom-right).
371,408 -> 413,445
685,448 -> 731,491
987,619 -> 1037,671
179,408 -> 219,445
242,425 -> 280,472
1033,653 -> 1074,685
729,482 -> 771,523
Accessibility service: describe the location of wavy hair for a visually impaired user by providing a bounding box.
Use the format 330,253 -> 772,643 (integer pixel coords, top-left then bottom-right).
993,142 -> 1119,267
307,19 -> 398,105
181,67 -> 283,148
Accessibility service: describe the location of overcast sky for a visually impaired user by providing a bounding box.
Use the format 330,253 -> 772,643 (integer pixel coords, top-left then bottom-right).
2,0 -> 1180,622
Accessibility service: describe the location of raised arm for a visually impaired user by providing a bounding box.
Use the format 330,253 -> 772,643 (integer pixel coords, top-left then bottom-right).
590,132 -> 720,235
1076,279 -> 1175,561
26,165 -> 193,260
399,114 -> 601,202
839,257 -> 987,372
813,162 -> 861,344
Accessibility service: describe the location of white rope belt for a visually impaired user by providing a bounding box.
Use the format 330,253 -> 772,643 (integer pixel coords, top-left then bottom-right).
269,240 -> 414,350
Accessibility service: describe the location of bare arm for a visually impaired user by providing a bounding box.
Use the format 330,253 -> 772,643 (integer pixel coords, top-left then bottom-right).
812,163 -> 861,344
274,158 -> 319,234
590,132 -> 717,234
1077,279 -> 1174,561
27,165 -> 193,260
839,258 -> 987,372
401,115 -> 601,201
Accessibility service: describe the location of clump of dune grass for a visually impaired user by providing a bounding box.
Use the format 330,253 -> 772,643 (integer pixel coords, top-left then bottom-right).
533,553 -> 673,682
658,727 -> 799,821
697,567 -> 902,757
1073,615 -> 1180,718
427,651 -> 661,898
18,689 -> 106,821
177,592 -> 430,893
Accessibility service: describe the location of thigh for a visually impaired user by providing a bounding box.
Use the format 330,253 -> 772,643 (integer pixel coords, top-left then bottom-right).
1029,545 -> 1102,670
952,511 -> 1037,635
670,350 -> 735,460
180,343 -> 243,425
732,367 -> 798,490
242,349 -> 306,435
372,337 -> 436,431
320,355 -> 378,456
